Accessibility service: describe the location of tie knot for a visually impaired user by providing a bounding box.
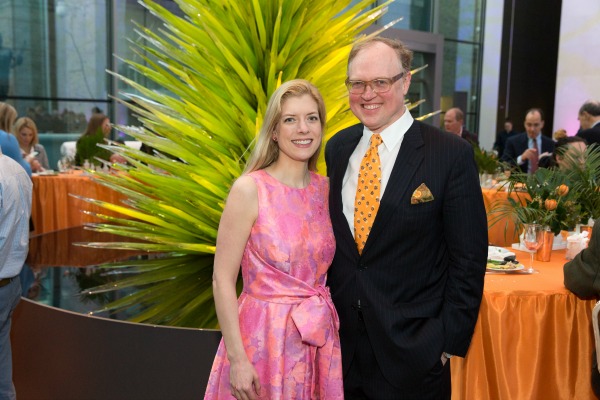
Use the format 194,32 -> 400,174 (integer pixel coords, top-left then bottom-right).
369,134 -> 383,149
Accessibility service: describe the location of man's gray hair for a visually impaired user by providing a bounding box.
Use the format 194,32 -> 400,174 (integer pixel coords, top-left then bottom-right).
579,100 -> 600,117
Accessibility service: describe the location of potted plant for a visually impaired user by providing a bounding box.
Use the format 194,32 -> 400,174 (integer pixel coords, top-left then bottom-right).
489,167 -> 581,240
472,143 -> 502,185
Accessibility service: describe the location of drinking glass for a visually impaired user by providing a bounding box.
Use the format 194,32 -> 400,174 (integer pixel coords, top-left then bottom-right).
523,223 -> 544,272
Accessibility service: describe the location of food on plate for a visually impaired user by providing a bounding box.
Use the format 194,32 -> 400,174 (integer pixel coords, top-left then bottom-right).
487,262 -> 517,270
486,258 -> 522,270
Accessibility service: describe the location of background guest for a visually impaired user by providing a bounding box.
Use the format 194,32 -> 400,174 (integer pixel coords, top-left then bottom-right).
0,102 -> 31,175
493,117 -> 517,157
14,117 -> 49,172
577,100 -> 600,147
74,113 -> 112,166
0,148 -> 33,400
443,107 -> 479,144
563,223 -> 600,397
501,108 -> 555,173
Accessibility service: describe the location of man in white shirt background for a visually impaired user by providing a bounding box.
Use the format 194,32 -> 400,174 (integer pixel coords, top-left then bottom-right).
0,146 -> 32,400
501,108 -> 555,173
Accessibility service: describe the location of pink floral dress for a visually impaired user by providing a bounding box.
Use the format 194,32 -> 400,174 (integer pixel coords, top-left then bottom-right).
205,170 -> 343,399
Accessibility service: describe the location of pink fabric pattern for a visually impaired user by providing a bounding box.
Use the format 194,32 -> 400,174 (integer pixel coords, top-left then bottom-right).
205,170 -> 343,399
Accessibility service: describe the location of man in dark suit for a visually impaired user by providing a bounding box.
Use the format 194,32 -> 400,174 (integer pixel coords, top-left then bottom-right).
443,107 -> 479,145
493,118 -> 517,158
501,108 -> 555,173
563,223 -> 600,397
325,37 -> 488,399
576,100 -> 600,147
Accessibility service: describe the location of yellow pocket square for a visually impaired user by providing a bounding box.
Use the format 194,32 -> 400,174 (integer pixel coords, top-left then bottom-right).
411,183 -> 434,204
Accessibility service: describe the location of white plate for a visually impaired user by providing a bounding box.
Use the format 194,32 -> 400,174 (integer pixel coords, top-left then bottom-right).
487,246 -> 516,261
486,262 -> 525,271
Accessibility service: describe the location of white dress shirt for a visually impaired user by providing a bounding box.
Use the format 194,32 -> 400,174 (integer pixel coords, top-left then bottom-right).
0,150 -> 33,279
341,109 -> 415,236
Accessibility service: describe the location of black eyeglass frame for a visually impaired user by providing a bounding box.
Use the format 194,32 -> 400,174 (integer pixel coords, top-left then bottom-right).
345,72 -> 405,94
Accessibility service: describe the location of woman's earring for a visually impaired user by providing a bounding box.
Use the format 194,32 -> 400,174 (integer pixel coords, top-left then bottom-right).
272,136 -> 278,142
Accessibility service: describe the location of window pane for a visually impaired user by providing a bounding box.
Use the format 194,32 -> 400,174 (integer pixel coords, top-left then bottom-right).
5,0 -> 109,133
347,0 -> 433,32
113,0 -> 185,129
380,0 -> 433,32
438,0 -> 482,42
442,42 -> 481,129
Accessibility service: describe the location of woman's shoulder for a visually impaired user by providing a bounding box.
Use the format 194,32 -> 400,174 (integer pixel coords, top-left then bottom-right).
231,174 -> 258,196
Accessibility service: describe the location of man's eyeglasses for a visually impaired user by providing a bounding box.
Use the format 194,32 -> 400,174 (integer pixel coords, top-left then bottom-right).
345,72 -> 405,94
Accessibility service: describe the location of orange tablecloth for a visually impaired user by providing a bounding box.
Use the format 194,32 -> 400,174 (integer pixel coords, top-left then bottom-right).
483,188 -> 526,246
451,249 -> 596,399
31,171 -> 127,235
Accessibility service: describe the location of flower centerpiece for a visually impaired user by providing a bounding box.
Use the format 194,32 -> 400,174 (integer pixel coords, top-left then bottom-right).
489,168 -> 581,237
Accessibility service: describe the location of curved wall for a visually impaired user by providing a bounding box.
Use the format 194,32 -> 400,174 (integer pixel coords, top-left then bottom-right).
12,298 -> 221,400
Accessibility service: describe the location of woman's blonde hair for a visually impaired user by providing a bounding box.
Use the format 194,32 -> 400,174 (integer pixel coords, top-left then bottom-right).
14,117 -> 39,145
0,102 -> 17,132
244,79 -> 326,173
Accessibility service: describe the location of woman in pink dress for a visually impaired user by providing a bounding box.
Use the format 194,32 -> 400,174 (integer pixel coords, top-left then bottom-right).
205,80 -> 343,400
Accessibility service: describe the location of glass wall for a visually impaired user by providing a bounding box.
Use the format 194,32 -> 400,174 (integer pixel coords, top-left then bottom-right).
2,0 -> 484,135
437,0 -> 484,133
2,0 -> 109,133
0,0 -> 180,136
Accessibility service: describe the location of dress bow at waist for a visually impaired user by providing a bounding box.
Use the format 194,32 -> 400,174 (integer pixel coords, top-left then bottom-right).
290,285 -> 339,347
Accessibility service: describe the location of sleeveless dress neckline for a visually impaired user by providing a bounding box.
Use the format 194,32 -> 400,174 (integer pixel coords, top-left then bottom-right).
259,168 -> 314,190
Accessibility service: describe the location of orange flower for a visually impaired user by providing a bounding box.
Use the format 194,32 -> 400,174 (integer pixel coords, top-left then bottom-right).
544,199 -> 558,211
556,184 -> 569,196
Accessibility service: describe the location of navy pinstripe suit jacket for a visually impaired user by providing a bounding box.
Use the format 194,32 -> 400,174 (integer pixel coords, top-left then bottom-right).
325,120 -> 488,388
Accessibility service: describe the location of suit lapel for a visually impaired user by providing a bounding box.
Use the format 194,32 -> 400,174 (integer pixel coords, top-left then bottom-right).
362,121 -> 424,255
330,126 -> 363,255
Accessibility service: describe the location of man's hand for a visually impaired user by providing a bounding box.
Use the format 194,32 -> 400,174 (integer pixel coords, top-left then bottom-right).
441,352 -> 453,366
521,147 -> 538,162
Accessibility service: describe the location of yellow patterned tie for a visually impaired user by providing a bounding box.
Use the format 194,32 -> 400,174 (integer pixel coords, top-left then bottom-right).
354,133 -> 383,254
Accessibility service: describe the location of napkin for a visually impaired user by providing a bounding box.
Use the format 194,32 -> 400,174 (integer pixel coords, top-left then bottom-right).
488,246 -> 515,261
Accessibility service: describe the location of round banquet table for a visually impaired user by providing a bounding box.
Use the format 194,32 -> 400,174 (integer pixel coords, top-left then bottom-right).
451,248 -> 596,400
31,171 -> 127,235
482,187 -> 526,247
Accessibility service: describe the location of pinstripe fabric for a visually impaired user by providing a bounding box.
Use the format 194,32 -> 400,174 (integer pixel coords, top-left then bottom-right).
325,120 -> 488,394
